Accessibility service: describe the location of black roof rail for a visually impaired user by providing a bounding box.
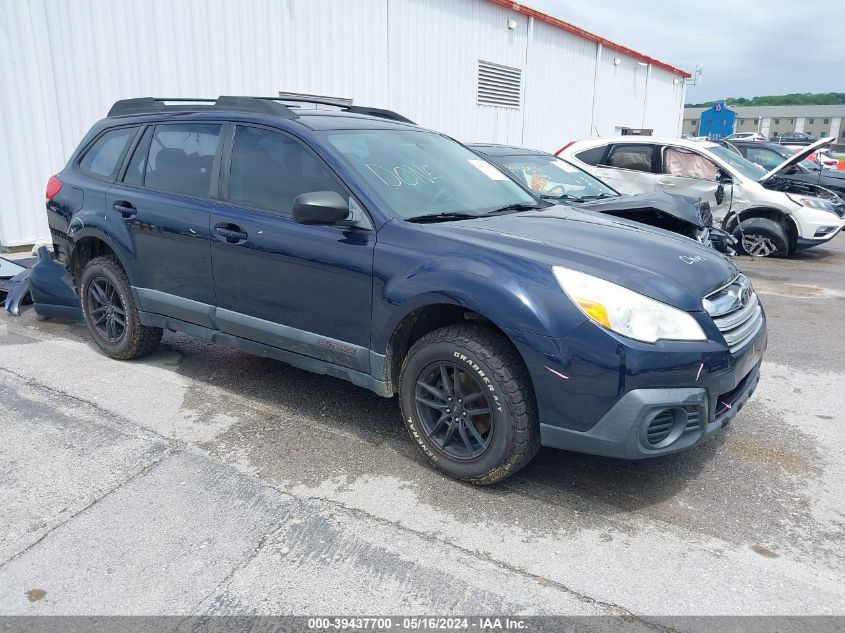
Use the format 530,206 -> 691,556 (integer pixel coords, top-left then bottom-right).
275,92 -> 415,124
344,106 -> 415,124
276,91 -> 353,108
107,94 -> 414,124
107,96 -> 298,119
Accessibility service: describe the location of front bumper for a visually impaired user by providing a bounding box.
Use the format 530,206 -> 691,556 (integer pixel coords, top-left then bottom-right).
796,221 -> 844,249
539,361 -> 760,459
794,209 -> 845,249
505,310 -> 767,460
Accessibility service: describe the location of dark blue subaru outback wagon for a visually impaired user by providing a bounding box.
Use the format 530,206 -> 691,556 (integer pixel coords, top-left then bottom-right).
46,96 -> 767,484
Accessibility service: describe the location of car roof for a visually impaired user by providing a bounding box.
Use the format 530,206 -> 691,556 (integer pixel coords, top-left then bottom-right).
728,140 -> 785,150
568,136 -> 720,150
467,143 -> 552,157
293,110 -> 417,131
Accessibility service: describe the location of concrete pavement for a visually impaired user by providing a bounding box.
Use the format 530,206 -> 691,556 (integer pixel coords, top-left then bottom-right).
1,237 -> 844,621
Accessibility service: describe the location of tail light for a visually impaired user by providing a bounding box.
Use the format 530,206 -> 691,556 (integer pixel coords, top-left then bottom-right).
554,141 -> 576,156
46,175 -> 62,200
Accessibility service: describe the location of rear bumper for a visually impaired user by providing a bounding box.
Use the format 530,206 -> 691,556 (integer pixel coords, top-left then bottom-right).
539,361 -> 760,459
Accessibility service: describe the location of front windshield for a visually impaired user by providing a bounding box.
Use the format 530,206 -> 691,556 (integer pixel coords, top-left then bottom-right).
324,130 -> 538,219
493,154 -> 617,202
743,145 -> 819,172
707,145 -> 767,179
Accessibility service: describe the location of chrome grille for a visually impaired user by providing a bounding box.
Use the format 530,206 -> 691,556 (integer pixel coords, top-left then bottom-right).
705,275 -> 764,354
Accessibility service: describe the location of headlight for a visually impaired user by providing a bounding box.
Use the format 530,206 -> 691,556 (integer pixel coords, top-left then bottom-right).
786,193 -> 835,211
553,267 -> 707,343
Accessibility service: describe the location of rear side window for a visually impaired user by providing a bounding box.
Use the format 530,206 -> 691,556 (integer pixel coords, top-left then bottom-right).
145,124 -> 222,198
604,144 -> 655,172
227,125 -> 344,216
574,145 -> 606,166
123,126 -> 153,186
78,127 -> 138,179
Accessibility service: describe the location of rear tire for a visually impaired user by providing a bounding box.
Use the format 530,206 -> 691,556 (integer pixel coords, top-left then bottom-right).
80,255 -> 162,360
399,325 -> 539,484
732,217 -> 789,257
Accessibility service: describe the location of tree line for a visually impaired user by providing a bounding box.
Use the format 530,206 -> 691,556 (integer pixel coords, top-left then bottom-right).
686,93 -> 845,108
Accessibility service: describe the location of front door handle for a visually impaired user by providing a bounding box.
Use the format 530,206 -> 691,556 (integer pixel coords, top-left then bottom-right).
657,180 -> 676,187
214,223 -> 248,244
113,200 -> 137,218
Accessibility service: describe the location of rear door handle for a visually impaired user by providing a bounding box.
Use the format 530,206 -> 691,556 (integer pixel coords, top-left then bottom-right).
113,200 -> 137,218
657,180 -> 676,187
214,223 -> 248,243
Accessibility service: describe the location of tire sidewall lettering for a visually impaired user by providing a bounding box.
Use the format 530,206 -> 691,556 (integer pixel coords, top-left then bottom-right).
407,416 -> 439,462
453,351 -> 503,412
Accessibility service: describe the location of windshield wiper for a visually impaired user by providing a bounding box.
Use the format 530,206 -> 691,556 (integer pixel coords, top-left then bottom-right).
483,202 -> 543,215
406,211 -> 479,223
540,193 -> 581,202
577,193 -> 615,201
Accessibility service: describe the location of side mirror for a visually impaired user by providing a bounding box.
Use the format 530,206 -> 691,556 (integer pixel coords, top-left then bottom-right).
293,191 -> 350,225
718,172 -> 733,185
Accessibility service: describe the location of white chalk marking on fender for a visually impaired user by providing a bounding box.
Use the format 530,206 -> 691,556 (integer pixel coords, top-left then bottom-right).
544,365 -> 570,380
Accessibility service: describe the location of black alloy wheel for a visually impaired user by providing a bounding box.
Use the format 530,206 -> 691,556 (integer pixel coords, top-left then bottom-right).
79,254 -> 162,360
86,276 -> 126,343
414,361 -> 494,460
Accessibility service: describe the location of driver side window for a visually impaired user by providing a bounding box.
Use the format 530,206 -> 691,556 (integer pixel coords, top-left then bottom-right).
662,147 -> 719,180
227,125 -> 345,217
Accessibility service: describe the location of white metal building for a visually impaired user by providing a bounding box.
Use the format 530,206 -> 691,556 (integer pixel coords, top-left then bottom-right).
0,0 -> 689,249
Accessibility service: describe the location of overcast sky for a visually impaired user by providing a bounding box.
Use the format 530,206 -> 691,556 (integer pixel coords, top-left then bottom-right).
526,0 -> 845,103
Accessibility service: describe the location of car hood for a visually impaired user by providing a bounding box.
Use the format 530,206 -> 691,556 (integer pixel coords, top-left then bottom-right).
575,191 -> 705,228
423,206 -> 738,311
760,137 -> 835,183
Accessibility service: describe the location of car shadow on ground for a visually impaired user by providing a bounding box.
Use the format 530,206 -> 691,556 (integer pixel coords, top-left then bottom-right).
147,329 -> 723,513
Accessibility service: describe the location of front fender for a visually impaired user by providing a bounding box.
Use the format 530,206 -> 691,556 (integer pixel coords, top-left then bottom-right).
372,255 -> 587,353
721,206 -> 797,233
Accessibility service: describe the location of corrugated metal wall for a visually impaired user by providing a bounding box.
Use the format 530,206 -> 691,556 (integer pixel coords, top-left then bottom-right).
0,0 -> 686,248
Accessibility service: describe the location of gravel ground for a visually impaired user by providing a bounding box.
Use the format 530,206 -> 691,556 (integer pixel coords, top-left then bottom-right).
0,236 -> 843,625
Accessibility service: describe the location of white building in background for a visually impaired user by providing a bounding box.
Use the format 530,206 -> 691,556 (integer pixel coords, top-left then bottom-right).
0,0 -> 689,249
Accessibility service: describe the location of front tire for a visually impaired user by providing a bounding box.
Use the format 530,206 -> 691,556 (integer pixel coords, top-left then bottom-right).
732,217 -> 789,257
80,255 -> 162,360
399,325 -> 539,484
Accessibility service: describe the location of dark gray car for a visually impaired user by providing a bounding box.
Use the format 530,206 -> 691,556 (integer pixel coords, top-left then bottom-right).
727,140 -> 845,203
771,132 -> 817,145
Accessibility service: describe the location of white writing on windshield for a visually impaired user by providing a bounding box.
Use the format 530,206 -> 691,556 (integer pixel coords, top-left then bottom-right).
365,163 -> 442,187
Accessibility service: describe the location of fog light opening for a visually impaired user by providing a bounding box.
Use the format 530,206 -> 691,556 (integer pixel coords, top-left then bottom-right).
643,408 -> 688,449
